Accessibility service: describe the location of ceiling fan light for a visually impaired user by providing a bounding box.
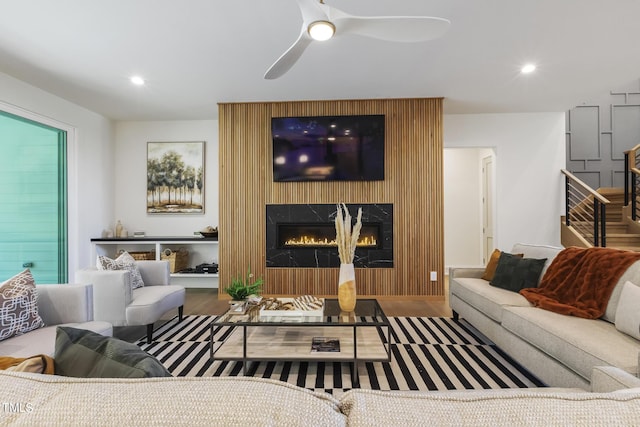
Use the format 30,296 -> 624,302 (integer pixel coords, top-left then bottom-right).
521,64 -> 536,74
308,20 -> 335,41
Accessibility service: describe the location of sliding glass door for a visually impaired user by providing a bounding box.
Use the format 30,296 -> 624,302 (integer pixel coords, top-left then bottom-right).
0,110 -> 67,283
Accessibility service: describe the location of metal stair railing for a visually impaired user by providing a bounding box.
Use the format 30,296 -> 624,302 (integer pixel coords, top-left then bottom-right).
562,169 -> 609,247
624,145 -> 640,220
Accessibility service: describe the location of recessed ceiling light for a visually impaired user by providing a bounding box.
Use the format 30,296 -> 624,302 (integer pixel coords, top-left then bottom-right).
130,76 -> 145,86
521,64 -> 536,74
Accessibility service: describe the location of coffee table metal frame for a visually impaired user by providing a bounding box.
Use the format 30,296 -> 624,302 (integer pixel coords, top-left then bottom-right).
210,299 -> 391,387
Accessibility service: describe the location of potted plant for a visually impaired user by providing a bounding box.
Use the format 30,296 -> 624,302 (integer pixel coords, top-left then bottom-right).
225,267 -> 263,302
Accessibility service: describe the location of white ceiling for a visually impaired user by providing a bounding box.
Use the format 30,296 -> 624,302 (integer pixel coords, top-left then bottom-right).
1,0 -> 639,121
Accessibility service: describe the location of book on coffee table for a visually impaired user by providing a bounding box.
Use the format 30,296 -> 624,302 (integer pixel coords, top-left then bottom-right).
311,337 -> 340,352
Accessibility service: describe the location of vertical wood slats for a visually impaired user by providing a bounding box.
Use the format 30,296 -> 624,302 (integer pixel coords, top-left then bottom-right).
219,98 -> 443,297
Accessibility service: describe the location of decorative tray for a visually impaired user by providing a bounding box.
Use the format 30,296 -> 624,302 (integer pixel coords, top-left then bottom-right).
258,296 -> 324,320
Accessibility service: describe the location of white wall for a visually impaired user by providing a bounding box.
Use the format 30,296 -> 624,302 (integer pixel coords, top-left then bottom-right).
444,112 -> 565,264
0,71 -> 114,279
444,148 -> 494,268
114,120 -> 219,236
0,72 -> 565,281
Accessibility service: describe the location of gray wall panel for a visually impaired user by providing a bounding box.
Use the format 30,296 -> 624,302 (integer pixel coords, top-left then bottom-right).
568,106 -> 600,160
566,81 -> 640,189
612,105 -> 640,159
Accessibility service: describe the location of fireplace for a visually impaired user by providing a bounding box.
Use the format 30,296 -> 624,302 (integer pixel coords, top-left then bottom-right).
266,204 -> 393,268
277,223 -> 382,250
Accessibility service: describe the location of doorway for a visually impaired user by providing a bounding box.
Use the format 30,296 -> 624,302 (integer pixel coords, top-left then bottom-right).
444,148 -> 495,268
482,155 -> 494,264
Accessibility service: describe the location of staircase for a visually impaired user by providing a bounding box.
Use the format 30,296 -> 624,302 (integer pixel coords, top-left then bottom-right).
561,186 -> 640,252
600,188 -> 640,251
561,146 -> 640,251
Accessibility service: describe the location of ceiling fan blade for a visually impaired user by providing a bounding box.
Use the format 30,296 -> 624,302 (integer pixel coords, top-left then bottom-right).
297,0 -> 329,23
333,15 -> 450,42
264,29 -> 313,80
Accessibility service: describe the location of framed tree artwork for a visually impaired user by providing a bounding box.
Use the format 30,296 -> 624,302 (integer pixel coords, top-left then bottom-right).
147,141 -> 205,214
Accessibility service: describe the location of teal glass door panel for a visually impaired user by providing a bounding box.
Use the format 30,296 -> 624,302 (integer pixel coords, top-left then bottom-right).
0,111 -> 67,284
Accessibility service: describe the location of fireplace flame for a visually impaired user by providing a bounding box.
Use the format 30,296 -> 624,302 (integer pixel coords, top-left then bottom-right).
284,235 -> 377,248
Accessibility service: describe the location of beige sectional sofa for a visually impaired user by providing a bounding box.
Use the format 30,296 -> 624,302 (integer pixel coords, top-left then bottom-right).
0,284 -> 112,357
1,366 -> 640,426
450,243 -> 640,390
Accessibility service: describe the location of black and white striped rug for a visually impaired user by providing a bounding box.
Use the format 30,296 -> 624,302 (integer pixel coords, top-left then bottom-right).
137,315 -> 545,396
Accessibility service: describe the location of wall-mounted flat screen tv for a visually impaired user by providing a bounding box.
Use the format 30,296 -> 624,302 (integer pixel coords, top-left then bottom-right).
272,115 -> 385,182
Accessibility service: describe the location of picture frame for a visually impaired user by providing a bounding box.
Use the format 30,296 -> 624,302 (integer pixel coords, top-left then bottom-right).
147,141 -> 205,214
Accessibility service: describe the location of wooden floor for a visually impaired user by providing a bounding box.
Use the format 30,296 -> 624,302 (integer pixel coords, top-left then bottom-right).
114,281 -> 452,342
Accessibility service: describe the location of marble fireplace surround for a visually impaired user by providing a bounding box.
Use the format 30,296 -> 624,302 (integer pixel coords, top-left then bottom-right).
266,203 -> 393,268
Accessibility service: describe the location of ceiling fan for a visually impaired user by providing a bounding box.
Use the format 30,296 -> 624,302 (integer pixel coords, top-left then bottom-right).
264,0 -> 451,79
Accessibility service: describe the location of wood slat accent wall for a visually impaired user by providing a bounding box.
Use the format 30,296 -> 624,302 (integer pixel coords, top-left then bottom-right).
218,98 -> 443,298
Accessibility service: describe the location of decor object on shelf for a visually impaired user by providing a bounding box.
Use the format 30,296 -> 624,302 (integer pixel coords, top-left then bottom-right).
160,248 -> 189,273
225,267 -> 263,301
264,0 -> 450,79
115,220 -> 123,238
147,141 -> 205,214
200,225 -> 218,238
335,204 -> 362,312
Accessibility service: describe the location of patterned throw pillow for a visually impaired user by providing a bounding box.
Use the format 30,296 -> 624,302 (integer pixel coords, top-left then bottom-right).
97,251 -> 145,289
0,269 -> 45,342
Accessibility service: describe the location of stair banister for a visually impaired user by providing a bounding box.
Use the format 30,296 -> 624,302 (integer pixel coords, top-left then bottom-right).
561,169 -> 609,247
624,144 -> 640,221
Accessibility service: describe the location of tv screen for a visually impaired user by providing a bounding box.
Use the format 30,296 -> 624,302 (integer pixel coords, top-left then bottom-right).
272,115 -> 385,182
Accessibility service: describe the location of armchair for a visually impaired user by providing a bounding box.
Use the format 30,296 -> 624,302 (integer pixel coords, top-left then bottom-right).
76,260 -> 185,343
0,284 -> 112,357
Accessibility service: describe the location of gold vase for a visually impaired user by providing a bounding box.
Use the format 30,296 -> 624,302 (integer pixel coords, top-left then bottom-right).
338,263 -> 357,312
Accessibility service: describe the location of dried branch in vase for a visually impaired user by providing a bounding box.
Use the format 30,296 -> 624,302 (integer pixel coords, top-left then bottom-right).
334,203 -> 363,264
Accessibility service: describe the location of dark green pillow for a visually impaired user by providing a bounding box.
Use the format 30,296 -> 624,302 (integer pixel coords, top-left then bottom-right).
54,326 -> 171,378
490,252 -> 547,292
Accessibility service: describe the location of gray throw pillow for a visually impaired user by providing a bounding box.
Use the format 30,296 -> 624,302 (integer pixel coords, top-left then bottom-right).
490,252 -> 547,292
54,326 -> 171,378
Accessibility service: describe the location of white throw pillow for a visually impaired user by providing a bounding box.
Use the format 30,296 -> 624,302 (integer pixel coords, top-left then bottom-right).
97,251 -> 145,290
614,281 -> 640,340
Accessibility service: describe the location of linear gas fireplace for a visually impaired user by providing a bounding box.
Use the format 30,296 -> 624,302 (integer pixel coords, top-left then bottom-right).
266,204 -> 393,268
277,223 -> 382,249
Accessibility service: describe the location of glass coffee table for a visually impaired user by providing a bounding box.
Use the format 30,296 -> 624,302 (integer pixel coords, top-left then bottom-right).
210,298 -> 391,387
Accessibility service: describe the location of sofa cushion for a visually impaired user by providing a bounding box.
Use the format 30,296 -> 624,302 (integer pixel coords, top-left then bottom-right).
604,260 -> 640,323
55,326 -> 171,378
510,243 -> 563,284
449,278 -> 531,323
491,253 -> 547,292
0,270 -> 45,342
97,251 -> 145,289
127,285 -> 185,326
0,372 -> 345,426
0,321 -> 112,358
615,281 -> 640,340
340,388 -> 640,427
502,306 -> 640,380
